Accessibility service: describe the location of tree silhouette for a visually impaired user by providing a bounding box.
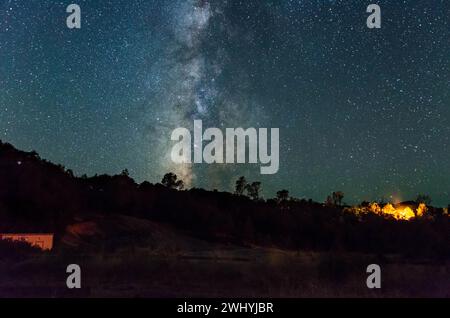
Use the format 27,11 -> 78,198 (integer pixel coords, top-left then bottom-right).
161,172 -> 184,190
246,182 -> 261,200
66,169 -> 74,178
332,191 -> 344,206
30,150 -> 40,159
121,169 -> 130,177
276,190 -> 289,202
325,195 -> 334,206
416,194 -> 432,205
235,176 -> 247,196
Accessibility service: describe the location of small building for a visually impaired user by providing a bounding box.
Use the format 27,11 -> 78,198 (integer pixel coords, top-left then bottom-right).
0,233 -> 54,251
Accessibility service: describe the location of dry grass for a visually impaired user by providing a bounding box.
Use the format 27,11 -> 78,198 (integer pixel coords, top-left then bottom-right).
1,246 -> 448,298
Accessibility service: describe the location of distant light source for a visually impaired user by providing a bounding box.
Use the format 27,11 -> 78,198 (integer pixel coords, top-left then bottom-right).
0,233 -> 54,251
344,203 -> 429,221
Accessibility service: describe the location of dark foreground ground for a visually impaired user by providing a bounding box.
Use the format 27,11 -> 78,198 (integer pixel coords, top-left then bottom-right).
1,243 -> 449,298
1,216 -> 449,298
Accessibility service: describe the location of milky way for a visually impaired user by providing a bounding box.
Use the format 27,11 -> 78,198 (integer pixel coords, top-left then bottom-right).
146,0 -> 266,188
1,0 -> 449,205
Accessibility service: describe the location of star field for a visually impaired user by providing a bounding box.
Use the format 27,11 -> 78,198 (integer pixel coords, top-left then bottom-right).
0,0 -> 449,206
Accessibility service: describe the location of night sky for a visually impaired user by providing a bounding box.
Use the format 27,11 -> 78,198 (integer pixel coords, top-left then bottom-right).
1,0 -> 449,206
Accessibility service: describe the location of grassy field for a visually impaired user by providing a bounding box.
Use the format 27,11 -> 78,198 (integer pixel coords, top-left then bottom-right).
1,244 -> 449,298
